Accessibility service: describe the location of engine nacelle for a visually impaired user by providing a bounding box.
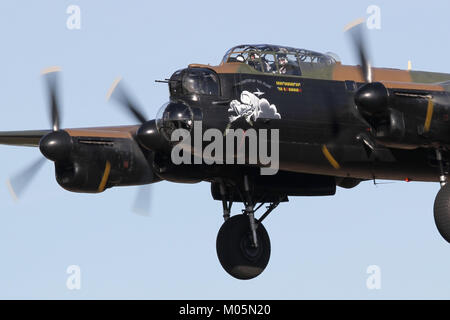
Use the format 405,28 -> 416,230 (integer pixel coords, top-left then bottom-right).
54,137 -> 155,193
354,81 -> 450,149
353,82 -> 407,145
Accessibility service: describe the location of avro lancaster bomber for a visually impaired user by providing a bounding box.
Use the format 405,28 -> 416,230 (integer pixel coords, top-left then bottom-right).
2,21 -> 450,280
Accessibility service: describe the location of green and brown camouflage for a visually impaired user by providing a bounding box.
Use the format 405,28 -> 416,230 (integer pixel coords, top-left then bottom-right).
197,44 -> 450,92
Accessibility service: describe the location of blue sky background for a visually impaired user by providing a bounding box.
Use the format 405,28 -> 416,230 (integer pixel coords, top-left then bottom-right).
0,0 -> 449,299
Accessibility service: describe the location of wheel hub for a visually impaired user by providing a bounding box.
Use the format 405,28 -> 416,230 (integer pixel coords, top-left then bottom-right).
240,232 -> 262,261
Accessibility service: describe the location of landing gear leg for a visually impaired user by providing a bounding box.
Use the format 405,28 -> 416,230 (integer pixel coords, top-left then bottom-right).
436,149 -> 447,187
243,175 -> 258,248
215,177 -> 282,280
219,181 -> 231,221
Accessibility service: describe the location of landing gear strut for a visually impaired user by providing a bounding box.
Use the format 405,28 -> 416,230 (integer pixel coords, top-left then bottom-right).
216,176 -> 282,280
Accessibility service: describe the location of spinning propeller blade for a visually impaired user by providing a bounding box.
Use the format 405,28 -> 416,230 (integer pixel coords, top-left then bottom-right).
132,184 -> 152,216
344,18 -> 372,84
107,77 -> 148,124
6,67 -> 64,200
107,77 -> 155,215
6,71 -> 156,213
41,66 -> 63,131
7,157 -> 46,200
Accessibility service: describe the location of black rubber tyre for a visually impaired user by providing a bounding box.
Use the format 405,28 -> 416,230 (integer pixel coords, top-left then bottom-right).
434,183 -> 450,243
216,214 -> 270,280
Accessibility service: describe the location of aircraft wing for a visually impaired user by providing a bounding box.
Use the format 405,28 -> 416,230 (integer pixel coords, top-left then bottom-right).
0,125 -> 139,147
0,130 -> 51,147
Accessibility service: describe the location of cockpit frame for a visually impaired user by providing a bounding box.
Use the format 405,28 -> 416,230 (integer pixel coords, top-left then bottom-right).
220,44 -> 337,76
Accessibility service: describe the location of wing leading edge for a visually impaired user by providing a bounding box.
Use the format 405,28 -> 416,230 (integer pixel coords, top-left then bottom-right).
0,125 -> 139,147
0,130 -> 51,147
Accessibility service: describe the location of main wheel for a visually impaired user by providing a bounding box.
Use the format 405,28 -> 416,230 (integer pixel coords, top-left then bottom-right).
434,183 -> 450,243
216,214 -> 270,280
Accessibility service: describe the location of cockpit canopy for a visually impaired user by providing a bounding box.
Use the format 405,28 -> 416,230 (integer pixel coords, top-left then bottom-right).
221,44 -> 338,75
